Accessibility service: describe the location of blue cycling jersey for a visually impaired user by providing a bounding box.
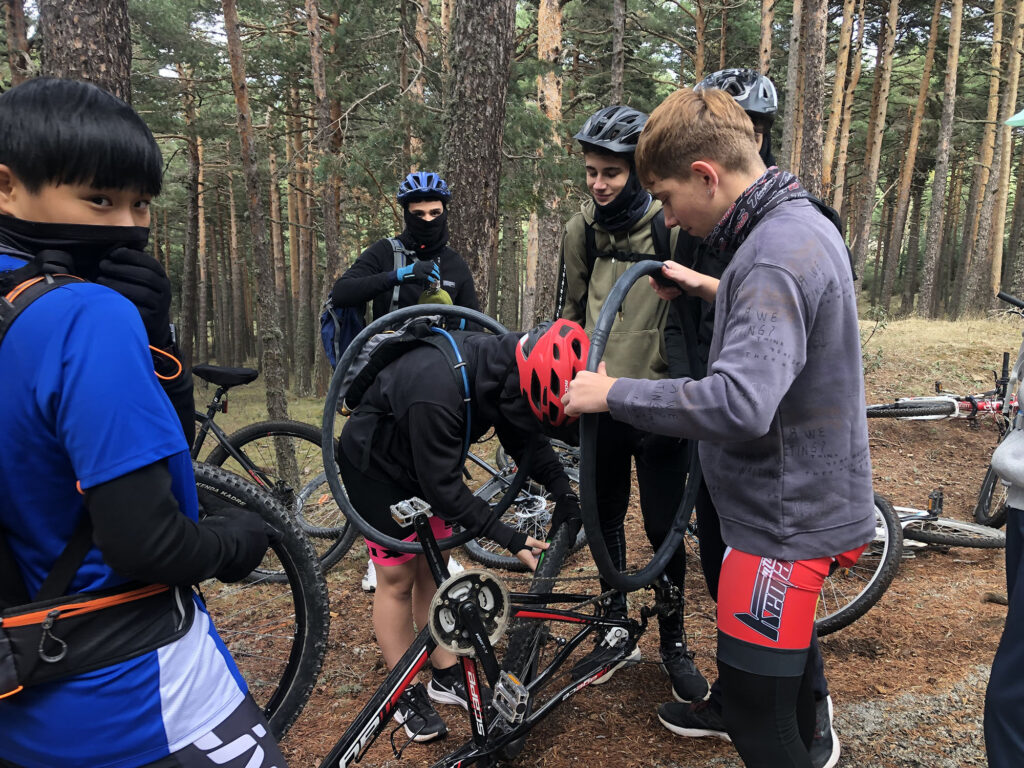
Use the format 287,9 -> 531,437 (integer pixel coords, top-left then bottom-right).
0,254 -> 246,768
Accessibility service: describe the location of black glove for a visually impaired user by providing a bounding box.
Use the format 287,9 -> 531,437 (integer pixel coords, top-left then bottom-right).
396,259 -> 440,286
201,505 -> 272,583
97,247 -> 173,347
549,492 -> 582,540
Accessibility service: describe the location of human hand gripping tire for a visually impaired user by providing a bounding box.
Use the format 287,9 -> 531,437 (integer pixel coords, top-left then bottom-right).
202,505 -> 275,583
396,259 -> 440,286
549,492 -> 582,541
514,535 -> 550,571
97,247 -> 173,347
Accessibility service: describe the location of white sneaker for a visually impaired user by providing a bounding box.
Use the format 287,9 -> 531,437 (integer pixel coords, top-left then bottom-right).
361,560 -> 377,592
448,556 -> 464,575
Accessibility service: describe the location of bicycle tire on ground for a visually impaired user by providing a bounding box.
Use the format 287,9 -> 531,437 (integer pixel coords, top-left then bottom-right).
206,419 -> 355,575
974,464 -> 1010,528
902,515 -> 1007,548
866,401 -> 957,419
193,462 -> 330,738
815,493 -> 903,636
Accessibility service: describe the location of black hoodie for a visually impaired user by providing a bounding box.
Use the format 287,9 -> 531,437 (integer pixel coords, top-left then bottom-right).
338,331 -> 573,550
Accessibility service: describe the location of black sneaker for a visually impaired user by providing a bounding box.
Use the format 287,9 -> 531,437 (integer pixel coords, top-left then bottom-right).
660,643 -> 710,703
394,682 -> 447,743
570,626 -> 641,685
657,699 -> 731,741
428,673 -> 493,711
809,695 -> 840,768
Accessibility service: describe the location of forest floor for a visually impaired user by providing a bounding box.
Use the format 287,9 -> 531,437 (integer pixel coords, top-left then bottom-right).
211,313 -> 1021,768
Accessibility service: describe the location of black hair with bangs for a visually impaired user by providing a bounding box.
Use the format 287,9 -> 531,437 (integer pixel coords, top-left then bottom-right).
0,78 -> 162,196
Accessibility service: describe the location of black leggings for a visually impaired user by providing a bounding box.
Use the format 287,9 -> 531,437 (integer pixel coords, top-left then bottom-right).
719,657 -> 816,768
593,414 -> 689,630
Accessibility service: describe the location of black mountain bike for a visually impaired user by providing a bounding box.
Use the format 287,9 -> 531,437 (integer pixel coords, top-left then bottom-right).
191,363 -> 356,574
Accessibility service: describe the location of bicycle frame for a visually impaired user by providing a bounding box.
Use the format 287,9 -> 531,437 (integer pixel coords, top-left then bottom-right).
191,394 -> 282,496
317,513 -> 643,768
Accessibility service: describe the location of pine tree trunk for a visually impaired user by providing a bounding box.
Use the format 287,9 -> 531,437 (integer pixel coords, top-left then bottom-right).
442,0 -> 517,304
214,188 -> 232,363
719,8 -> 728,69
953,0 -> 1004,317
878,0 -> 941,313
850,0 -> 899,282
522,214 -> 540,328
268,143 -> 288,388
823,0 -> 857,197
498,214 -> 521,329
5,0 -> 29,85
197,137 -> 209,365
798,0 -> 826,196
938,163 -> 963,315
900,182 -> 924,314
178,72 -> 200,369
918,0 -> 963,318
694,0 -> 707,81
286,99 -> 301,365
228,176 -> 245,364
610,0 -> 625,104
1005,143 -> 1024,287
831,0 -> 865,216
779,0 -> 803,170
38,0 -> 132,102
759,0 -> 773,74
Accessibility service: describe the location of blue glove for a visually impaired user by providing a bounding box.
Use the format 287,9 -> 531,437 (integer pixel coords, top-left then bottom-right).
396,259 -> 440,286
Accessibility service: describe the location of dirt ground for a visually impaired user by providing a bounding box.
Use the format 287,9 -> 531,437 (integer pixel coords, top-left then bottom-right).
276,316 -> 1017,768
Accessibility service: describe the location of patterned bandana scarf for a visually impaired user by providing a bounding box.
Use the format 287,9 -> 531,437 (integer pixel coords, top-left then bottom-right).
704,166 -> 808,254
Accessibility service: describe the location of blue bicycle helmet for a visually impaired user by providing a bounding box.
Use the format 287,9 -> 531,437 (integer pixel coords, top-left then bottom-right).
397,171 -> 451,205
695,68 -> 778,124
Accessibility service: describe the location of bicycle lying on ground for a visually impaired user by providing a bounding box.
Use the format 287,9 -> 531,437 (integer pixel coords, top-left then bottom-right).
191,363 -> 356,574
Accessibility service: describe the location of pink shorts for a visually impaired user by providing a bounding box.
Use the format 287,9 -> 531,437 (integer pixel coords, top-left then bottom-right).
365,516 -> 454,566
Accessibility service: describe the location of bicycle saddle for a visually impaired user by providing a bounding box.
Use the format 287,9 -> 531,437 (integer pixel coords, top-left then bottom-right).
192,364 -> 259,389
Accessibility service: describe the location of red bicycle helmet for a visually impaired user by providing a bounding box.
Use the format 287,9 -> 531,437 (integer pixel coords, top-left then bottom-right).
516,319 -> 590,427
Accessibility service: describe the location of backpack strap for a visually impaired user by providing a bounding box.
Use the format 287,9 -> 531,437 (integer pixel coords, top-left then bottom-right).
388,238 -> 413,313
0,264 -> 90,609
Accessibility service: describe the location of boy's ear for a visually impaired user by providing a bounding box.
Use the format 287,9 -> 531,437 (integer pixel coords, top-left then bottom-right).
690,160 -> 720,197
0,164 -> 20,213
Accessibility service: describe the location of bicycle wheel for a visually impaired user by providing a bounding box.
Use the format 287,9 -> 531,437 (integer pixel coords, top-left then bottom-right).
193,462 -> 330,738
975,464 -> 1010,528
866,401 -> 957,419
206,419 -> 356,574
815,493 -> 903,636
466,447 -> 586,571
903,515 -> 1007,548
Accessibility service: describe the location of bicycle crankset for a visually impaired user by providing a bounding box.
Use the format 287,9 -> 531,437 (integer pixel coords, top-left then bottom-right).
427,569 -> 511,656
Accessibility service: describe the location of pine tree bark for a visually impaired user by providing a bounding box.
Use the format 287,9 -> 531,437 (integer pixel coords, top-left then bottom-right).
177,65 -> 200,369
1005,143 -> 1024,287
823,0 -> 856,196
900,181 -> 924,314
610,0 -> 625,104
798,0 -> 826,196
918,0 -> 963,318
850,0 -> 899,282
441,0 -> 517,304
779,0 -> 803,171
197,137 -> 209,365
694,0 -> 707,81
228,175 -> 245,364
38,0 -> 132,102
222,0 -> 290,419
831,0 -> 865,216
719,8 -> 728,70
759,0 -> 774,74
268,143 -> 288,386
5,0 -> 29,85
498,214 -> 521,329
878,0 -> 941,313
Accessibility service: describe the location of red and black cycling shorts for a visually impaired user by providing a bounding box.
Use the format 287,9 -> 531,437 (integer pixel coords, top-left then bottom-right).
717,544 -> 867,677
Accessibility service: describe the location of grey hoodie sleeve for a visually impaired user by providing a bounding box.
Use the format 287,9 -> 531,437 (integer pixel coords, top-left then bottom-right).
607,263 -> 809,441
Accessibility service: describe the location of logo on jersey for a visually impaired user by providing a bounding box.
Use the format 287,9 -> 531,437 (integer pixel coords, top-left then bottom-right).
733,557 -> 795,642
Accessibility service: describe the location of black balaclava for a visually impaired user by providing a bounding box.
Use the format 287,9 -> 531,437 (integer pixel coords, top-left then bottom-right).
592,164 -> 651,234
753,116 -> 777,168
401,204 -> 450,259
0,213 -> 149,280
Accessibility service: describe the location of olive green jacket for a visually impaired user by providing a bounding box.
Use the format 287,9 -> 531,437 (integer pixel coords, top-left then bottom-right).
560,198 -> 673,380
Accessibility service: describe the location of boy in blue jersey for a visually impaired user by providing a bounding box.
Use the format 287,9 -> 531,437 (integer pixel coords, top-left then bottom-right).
0,78 -> 283,768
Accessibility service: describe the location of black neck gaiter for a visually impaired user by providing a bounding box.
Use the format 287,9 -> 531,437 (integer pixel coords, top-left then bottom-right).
401,208 -> 450,259
759,130 -> 776,168
0,213 -> 150,280
592,167 -> 651,233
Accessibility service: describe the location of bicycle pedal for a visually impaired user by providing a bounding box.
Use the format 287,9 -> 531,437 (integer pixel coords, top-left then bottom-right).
493,671 -> 529,726
390,496 -> 432,527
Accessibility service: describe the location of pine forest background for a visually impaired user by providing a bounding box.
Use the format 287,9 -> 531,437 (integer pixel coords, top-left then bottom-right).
7,0 -> 1024,422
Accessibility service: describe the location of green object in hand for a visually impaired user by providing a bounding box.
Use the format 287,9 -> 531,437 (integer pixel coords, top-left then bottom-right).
418,283 -> 454,305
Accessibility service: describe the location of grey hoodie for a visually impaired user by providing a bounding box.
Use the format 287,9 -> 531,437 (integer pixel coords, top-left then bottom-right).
607,198 -> 875,561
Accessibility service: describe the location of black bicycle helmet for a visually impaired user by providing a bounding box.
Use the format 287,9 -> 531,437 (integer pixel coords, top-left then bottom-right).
696,68 -> 778,123
574,105 -> 648,155
397,171 -> 451,205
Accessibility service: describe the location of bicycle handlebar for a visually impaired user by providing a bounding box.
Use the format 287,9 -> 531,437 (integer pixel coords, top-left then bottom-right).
579,259 -> 703,592
321,304 -> 534,554
997,291 -> 1024,310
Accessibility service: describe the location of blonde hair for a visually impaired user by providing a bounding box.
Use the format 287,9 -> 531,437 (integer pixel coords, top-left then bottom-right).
635,88 -> 760,186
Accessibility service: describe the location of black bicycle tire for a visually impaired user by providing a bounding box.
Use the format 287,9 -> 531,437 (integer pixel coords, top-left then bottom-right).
974,464 -> 1010,528
866,401 -> 957,419
903,515 -> 1007,548
206,419 -> 356,574
815,493 -> 903,636
463,462 -> 586,572
192,462 -> 329,738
